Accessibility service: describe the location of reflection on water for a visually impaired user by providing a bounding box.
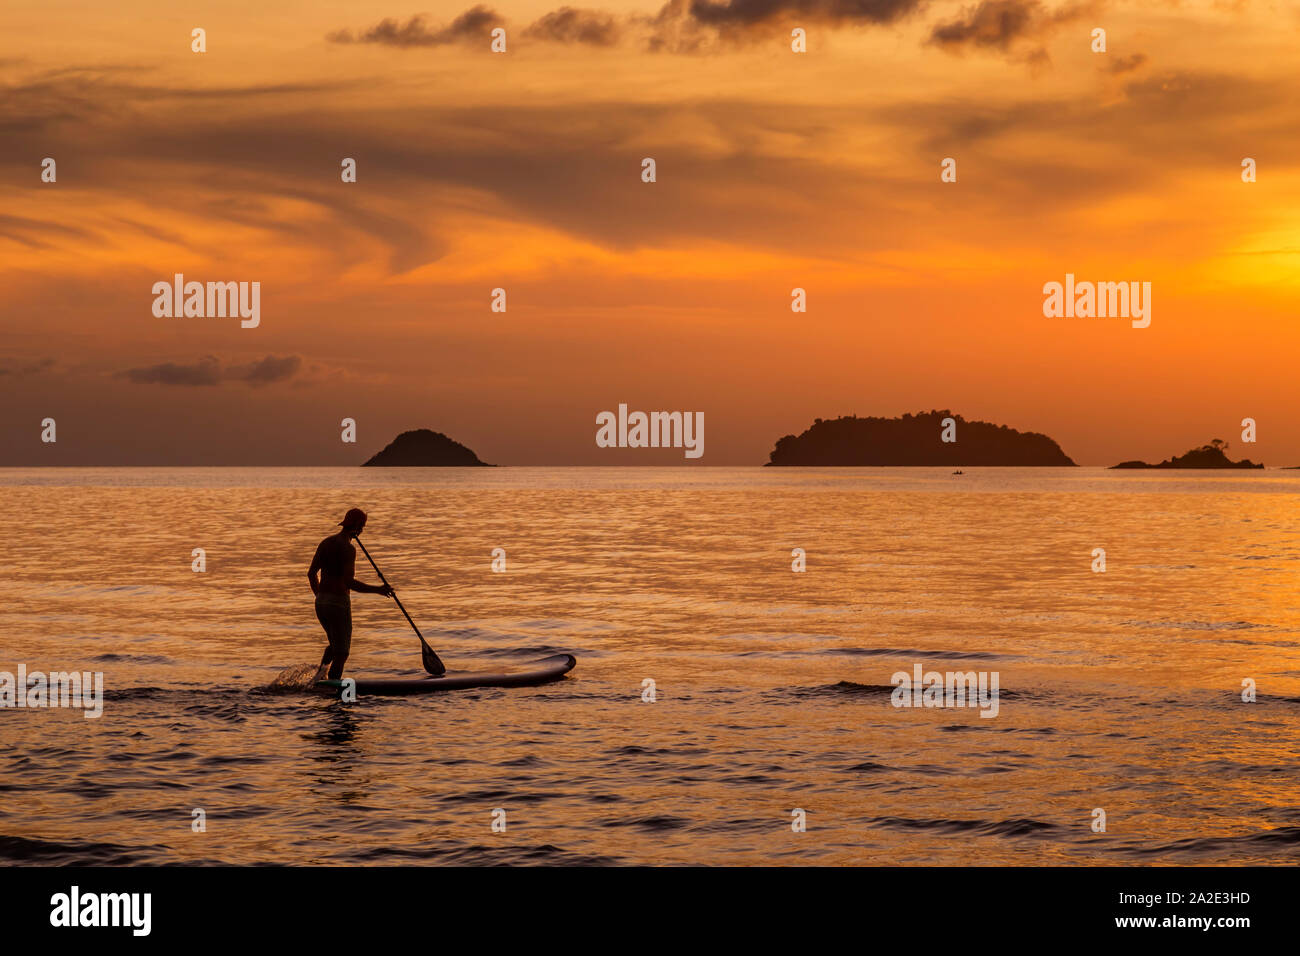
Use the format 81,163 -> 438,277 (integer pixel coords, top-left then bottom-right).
1,467 -> 1298,865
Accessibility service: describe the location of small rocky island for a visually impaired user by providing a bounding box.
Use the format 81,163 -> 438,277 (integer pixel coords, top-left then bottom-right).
362,429 -> 494,466
1110,440 -> 1262,469
765,410 -> 1076,466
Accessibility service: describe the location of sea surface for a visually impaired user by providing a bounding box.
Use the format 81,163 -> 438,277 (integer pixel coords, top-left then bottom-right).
2,466 -> 1299,865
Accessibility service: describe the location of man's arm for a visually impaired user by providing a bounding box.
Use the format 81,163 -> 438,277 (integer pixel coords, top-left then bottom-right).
307,541 -> 324,595
344,542 -> 392,596
350,579 -> 394,596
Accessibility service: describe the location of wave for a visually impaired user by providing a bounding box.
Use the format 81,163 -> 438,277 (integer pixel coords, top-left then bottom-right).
794,681 -> 896,699
101,685 -> 245,704
90,653 -> 175,664
867,815 -> 1062,838
822,647 -> 1010,660
1123,619 -> 1260,631
598,814 -> 692,832
470,644 -> 589,659
845,760 -> 893,772
1117,826 -> 1300,858
0,834 -> 165,865
340,842 -> 621,865
794,681 -> 1034,701
607,744 -> 709,757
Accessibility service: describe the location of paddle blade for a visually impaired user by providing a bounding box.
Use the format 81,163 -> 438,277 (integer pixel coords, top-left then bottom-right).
422,641 -> 446,676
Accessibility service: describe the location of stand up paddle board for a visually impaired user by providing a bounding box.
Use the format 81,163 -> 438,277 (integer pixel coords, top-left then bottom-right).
316,653 -> 576,697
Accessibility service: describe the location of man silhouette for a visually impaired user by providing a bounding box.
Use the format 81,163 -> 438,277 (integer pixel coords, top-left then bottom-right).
309,508 -> 393,681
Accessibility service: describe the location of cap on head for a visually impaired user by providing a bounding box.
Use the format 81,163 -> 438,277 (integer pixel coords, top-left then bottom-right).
339,507 -> 368,533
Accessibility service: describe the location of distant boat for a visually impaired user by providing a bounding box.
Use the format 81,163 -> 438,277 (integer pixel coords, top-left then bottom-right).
952,470 -> 964,475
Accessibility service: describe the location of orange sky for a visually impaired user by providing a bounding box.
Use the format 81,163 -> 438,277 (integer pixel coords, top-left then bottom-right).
2,0 -> 1298,465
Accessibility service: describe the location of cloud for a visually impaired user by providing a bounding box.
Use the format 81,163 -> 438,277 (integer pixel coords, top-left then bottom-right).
638,0 -> 928,51
119,355 -> 302,387
5,61 -> 1295,282
524,7 -> 622,45
929,0 -> 1039,49
687,0 -> 923,28
928,0 -> 1094,58
329,1 -> 923,55
1105,52 -> 1147,74
227,355 -> 303,385
119,356 -> 223,386
0,213 -> 96,250
0,68 -> 447,274
0,357 -> 55,376
328,7 -> 504,47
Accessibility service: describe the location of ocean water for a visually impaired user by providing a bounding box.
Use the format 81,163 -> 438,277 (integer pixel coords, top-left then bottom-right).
2,466 -> 1299,866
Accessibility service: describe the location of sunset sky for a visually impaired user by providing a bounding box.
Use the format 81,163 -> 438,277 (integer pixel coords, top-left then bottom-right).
2,0 -> 1298,465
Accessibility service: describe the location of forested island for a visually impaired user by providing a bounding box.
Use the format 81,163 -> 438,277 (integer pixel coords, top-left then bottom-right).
765,411 -> 1076,466
1110,440 -> 1263,469
362,429 -> 494,466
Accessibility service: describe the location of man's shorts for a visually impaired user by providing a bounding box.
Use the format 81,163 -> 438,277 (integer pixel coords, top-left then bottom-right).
314,592 -> 352,657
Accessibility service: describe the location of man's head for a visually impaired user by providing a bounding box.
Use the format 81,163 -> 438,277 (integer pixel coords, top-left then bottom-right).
339,507 -> 368,537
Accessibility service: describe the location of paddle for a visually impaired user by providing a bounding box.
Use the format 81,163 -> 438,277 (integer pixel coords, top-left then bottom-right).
353,533 -> 446,676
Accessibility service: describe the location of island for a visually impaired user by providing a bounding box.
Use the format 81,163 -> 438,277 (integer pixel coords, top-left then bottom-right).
362,429 -> 494,466
1110,440 -> 1263,469
764,411 -> 1076,466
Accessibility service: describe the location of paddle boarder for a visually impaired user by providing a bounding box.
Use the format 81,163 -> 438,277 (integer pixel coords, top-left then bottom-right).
309,508 -> 393,681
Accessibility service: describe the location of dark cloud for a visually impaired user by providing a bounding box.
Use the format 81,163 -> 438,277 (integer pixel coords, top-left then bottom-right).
930,0 -> 1039,49
1106,52 -> 1147,74
329,1 -> 922,55
0,357 -> 55,376
5,65 -> 1295,275
525,8 -> 622,45
928,0 -> 1094,55
119,356 -> 302,387
228,355 -> 303,385
1118,69 -> 1267,122
641,0 -> 710,52
328,7 -> 504,47
120,356 -> 223,386
0,213 -> 96,250
0,67 -> 880,263
636,0 -> 924,51
0,69 -> 446,274
688,0 -> 922,27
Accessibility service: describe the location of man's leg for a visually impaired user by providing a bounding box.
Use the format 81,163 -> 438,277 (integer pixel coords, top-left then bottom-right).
314,599 -> 347,681
314,644 -> 334,682
319,601 -> 352,681
327,647 -> 348,681
326,604 -> 351,679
